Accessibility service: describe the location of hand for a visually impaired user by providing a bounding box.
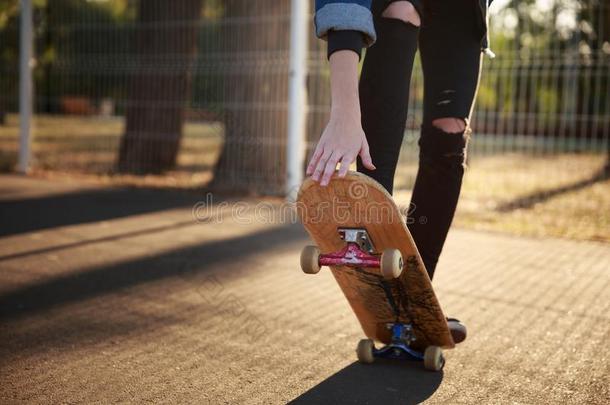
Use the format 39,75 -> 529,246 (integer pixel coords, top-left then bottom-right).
306,107 -> 375,186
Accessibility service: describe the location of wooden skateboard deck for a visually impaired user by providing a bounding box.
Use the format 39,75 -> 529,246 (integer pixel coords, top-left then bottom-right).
297,171 -> 454,350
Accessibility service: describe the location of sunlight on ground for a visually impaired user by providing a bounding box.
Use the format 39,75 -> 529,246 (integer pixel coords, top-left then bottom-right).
395,153 -> 609,242
458,154 -> 609,242
1,114 -> 608,242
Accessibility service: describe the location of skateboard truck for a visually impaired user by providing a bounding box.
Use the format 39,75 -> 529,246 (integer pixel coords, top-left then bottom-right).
373,323 -> 423,361
357,323 -> 445,371
300,228 -> 404,280
320,228 -> 379,268
338,228 -> 375,253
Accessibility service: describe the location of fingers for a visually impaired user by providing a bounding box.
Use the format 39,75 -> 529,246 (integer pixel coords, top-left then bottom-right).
307,128 -> 372,186
359,142 -> 376,170
310,146 -> 355,185
311,149 -> 332,182
320,151 -> 341,186
337,153 -> 356,178
306,145 -> 324,176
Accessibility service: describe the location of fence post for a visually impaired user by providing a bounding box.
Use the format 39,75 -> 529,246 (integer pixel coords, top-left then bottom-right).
18,0 -> 33,174
286,0 -> 309,198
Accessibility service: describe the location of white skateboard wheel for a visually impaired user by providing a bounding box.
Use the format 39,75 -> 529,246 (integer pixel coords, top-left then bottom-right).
300,245 -> 321,274
356,339 -> 375,364
424,346 -> 444,371
380,248 -> 403,280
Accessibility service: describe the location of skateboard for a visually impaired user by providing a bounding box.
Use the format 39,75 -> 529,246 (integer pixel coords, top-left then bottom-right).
296,171 -> 454,371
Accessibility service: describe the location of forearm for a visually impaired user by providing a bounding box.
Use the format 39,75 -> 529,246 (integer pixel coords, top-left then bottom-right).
307,1 -> 376,184
329,50 -> 361,118
307,49 -> 374,184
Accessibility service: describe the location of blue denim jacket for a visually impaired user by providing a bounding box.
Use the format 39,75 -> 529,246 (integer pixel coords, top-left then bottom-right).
314,0 -> 493,54
314,0 -> 377,45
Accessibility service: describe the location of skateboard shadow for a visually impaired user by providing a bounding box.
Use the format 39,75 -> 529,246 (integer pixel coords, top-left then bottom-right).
289,359 -> 443,405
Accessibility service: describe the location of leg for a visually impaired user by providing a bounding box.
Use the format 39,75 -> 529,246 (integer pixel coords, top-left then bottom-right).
357,0 -> 421,194
408,0 -> 484,279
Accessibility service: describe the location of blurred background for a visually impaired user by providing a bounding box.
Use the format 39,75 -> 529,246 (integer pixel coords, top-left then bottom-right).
0,0 -> 608,241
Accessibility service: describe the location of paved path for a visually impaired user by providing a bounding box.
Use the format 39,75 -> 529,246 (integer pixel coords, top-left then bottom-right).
0,174 -> 608,404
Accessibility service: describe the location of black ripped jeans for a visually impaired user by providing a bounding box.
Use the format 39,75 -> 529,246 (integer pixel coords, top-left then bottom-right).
357,0 -> 484,279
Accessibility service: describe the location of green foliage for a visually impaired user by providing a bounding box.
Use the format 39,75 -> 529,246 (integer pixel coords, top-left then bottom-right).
0,0 -> 18,29
0,0 -> 136,112
477,0 -> 609,133
0,0 -> 223,114
41,0 -> 135,108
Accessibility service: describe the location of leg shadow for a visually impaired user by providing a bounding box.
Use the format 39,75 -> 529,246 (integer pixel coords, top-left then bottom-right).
290,359 -> 443,405
496,166 -> 609,212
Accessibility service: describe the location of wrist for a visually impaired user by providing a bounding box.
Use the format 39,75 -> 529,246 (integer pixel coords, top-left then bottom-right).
330,104 -> 361,120
328,50 -> 360,121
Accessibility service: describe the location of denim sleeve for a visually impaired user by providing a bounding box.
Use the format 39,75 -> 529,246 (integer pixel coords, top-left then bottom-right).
314,0 -> 376,46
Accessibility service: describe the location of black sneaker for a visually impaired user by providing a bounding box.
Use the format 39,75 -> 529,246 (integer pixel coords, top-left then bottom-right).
447,317 -> 467,344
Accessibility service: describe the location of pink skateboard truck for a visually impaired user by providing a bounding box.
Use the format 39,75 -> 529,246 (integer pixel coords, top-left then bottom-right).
300,228 -> 404,280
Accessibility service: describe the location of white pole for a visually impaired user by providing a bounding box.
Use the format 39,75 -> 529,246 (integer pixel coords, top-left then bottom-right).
18,0 -> 33,174
286,0 -> 309,198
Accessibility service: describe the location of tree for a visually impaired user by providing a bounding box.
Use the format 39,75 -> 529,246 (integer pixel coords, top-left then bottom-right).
210,0 -> 291,194
118,0 -> 203,174
576,0 -> 609,141
493,0 -> 609,139
0,0 -> 19,124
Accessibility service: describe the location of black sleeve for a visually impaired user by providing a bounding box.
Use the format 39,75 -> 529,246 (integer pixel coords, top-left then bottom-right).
327,30 -> 364,60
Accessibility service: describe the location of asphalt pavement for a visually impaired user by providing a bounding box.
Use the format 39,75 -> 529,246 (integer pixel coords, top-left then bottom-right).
0,174 -> 608,404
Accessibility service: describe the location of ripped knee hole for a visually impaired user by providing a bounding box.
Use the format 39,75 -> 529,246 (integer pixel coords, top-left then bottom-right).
432,118 -> 467,134
382,1 -> 421,27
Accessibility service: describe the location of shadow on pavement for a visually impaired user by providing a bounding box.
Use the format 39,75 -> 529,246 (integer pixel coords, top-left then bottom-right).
290,360 -> 442,404
0,219 -> 196,261
0,223 -> 307,321
0,187 -> 198,237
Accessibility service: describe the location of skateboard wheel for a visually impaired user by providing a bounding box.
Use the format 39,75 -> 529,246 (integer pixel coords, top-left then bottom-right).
380,249 -> 403,280
356,339 -> 375,364
423,346 -> 444,371
300,245 -> 321,274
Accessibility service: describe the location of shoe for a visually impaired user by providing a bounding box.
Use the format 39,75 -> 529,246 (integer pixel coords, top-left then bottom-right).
447,317 -> 467,344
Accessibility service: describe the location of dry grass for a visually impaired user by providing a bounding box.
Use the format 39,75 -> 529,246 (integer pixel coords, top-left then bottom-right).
0,114 -> 222,183
458,154 -> 609,242
1,114 -> 608,241
394,153 -> 609,243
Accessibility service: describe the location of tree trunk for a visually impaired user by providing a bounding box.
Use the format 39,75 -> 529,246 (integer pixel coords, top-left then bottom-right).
0,101 -> 5,125
118,0 -> 202,174
211,0 -> 291,194
603,2 -> 610,173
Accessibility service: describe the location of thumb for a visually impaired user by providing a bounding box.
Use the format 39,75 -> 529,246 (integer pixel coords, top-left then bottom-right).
359,143 -> 376,170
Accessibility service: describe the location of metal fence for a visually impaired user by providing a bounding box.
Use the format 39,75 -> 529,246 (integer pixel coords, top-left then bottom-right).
0,0 -> 608,238
1,0 -> 295,192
